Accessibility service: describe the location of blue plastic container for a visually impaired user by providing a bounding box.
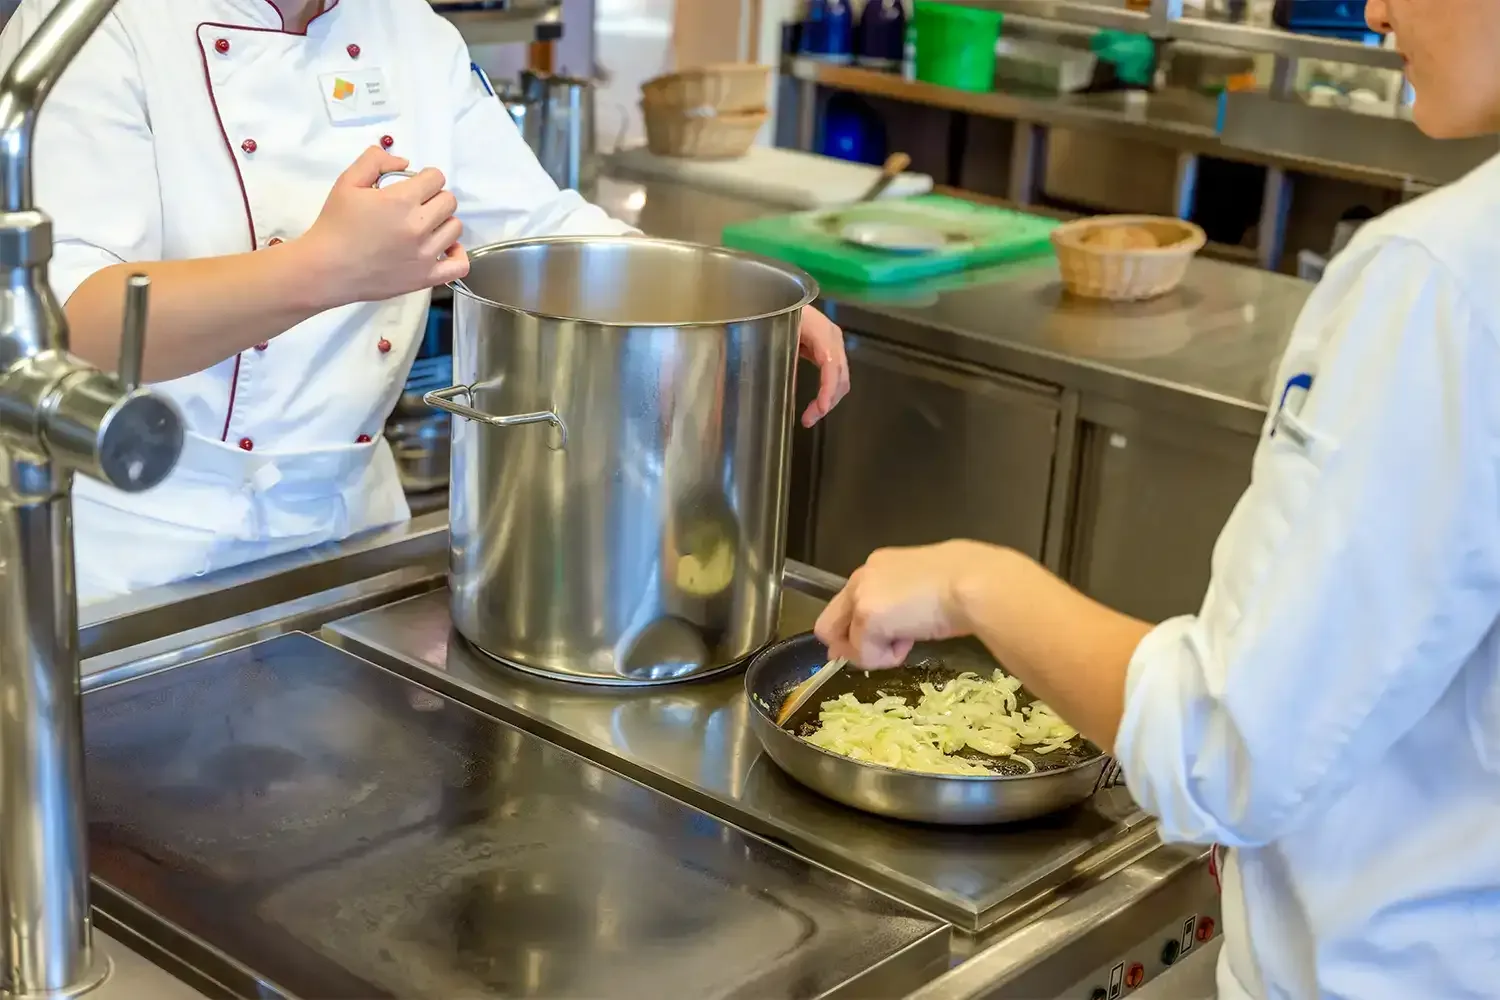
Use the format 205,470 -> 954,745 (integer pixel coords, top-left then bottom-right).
801,0 -> 855,64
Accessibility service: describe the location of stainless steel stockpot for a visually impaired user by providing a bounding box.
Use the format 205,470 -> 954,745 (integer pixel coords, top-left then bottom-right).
429,236 -> 818,685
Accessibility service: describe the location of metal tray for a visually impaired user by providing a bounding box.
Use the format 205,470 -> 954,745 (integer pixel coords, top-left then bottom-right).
322,587 -> 1149,932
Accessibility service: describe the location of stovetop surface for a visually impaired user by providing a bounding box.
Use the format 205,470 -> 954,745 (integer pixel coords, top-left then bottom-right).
323,589 -> 1148,932
85,633 -> 947,999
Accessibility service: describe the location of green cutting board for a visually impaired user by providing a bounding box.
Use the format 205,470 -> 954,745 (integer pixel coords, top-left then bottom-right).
721,195 -> 1059,286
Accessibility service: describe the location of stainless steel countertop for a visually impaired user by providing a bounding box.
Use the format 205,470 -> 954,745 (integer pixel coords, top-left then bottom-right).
323,585 -> 1148,935
595,172 -> 1310,435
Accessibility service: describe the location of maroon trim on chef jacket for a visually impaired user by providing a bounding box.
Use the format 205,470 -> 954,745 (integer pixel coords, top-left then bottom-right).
195,3 -> 343,441
259,0 -> 342,35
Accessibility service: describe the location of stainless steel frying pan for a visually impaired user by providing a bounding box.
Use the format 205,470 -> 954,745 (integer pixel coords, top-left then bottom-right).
745,632 -> 1112,825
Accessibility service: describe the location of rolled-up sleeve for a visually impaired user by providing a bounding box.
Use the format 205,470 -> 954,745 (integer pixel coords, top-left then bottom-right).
0,5 -> 163,303
1115,238 -> 1500,848
438,26 -> 633,245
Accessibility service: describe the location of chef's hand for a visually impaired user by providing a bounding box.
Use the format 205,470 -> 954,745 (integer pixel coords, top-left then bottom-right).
797,306 -> 849,428
815,541 -> 1006,668
301,147 -> 470,306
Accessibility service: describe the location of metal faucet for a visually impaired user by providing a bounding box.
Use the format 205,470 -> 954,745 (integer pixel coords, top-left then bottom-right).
0,0 -> 183,996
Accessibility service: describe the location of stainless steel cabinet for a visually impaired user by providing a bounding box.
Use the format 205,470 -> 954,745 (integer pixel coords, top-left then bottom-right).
1067,419 -> 1257,624
810,335 -> 1061,577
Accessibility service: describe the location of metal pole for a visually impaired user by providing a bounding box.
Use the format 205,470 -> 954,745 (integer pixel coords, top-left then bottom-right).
564,81 -> 582,191
1172,151 -> 1199,221
0,487 -> 103,997
1007,121 -> 1048,206
795,77 -> 817,152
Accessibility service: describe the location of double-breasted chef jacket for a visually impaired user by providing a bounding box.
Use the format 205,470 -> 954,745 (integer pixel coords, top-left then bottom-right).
0,0 -> 633,604
1117,154 -> 1500,999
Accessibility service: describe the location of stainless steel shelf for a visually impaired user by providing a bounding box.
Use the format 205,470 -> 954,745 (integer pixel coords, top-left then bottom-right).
1218,90 -> 1500,186
784,57 -> 1415,190
430,0 -> 563,46
942,0 -> 1406,70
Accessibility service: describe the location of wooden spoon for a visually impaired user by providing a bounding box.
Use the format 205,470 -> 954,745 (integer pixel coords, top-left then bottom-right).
857,152 -> 912,203
776,657 -> 848,727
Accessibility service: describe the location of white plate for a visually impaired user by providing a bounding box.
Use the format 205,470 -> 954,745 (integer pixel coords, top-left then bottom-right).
840,221 -> 946,255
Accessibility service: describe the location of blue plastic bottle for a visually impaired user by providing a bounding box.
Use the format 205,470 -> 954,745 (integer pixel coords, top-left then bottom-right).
856,0 -> 907,71
802,0 -> 854,65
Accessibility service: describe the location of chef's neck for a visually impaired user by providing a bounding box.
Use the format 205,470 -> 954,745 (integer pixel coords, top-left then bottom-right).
281,0 -> 328,31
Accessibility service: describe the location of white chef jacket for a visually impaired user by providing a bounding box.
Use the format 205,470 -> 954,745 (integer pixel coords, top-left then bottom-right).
0,0 -> 632,603
1116,154 -> 1500,999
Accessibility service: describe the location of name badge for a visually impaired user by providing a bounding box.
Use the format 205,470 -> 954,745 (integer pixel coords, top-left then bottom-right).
318,68 -> 399,125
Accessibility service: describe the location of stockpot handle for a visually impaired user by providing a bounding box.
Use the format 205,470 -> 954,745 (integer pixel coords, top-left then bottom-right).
378,171 -> 469,290
423,384 -> 568,449
375,169 -> 415,188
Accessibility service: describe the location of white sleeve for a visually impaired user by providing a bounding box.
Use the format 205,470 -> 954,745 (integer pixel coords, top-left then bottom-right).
1114,238 -> 1500,848
438,28 -> 634,245
0,5 -> 163,303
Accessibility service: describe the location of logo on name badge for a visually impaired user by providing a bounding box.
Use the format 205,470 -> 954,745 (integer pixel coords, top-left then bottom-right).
318,68 -> 397,125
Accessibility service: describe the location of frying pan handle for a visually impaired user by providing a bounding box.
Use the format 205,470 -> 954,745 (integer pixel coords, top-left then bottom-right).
1092,757 -> 1127,793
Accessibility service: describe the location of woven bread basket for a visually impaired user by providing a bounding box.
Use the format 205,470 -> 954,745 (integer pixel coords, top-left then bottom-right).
1051,215 -> 1206,301
641,102 -> 768,159
641,64 -> 771,115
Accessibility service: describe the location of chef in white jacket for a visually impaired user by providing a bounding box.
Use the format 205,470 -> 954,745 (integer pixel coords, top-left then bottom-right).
0,0 -> 849,604
815,1 -> 1500,997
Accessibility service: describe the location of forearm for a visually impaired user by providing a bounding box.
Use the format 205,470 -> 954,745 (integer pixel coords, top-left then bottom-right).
954,546 -> 1152,750
63,242 -> 334,382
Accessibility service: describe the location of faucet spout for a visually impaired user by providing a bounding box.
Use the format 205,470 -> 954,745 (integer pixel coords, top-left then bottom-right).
0,1 -> 185,997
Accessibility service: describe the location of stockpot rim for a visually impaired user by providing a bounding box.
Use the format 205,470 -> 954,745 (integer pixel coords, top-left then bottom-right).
448,235 -> 821,329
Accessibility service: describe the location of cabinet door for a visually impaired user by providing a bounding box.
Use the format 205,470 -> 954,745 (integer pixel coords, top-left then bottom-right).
811,336 -> 1060,577
1069,423 -> 1257,624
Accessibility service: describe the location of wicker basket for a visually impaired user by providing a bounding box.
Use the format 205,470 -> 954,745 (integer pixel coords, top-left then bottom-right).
642,103 -> 768,159
1051,215 -> 1206,301
641,64 -> 771,114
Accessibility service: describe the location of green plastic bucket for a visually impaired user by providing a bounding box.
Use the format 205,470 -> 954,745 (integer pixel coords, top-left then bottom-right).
913,1 -> 1003,92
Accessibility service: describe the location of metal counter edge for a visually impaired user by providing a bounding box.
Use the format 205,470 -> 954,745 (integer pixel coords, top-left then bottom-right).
78,511 -> 451,660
